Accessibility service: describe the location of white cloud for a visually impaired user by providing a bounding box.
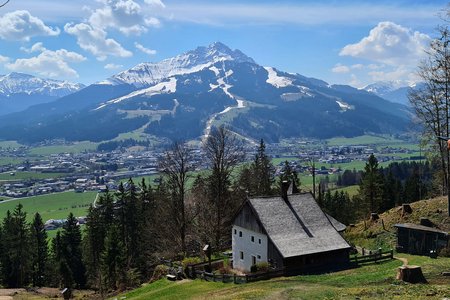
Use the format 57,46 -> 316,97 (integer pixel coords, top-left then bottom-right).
332,63 -> 350,73
104,63 -> 123,70
6,45 -> 86,78
157,3 -> 441,27
64,22 -> 133,61
0,55 -> 10,63
339,21 -> 430,66
0,10 -> 60,41
20,42 -> 46,54
144,0 -> 165,8
89,0 -> 163,36
135,42 -> 156,55
368,66 -> 420,84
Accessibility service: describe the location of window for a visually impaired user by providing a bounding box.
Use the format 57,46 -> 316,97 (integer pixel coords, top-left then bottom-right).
239,231 -> 242,237
252,255 -> 256,266
258,238 -> 261,244
257,255 -> 261,259
240,251 -> 244,260
251,236 -> 255,242
234,229 -> 237,235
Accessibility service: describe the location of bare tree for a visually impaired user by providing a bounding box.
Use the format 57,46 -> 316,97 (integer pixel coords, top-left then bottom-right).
158,141 -> 194,254
203,126 -> 245,249
0,0 -> 10,8
409,24 -> 450,198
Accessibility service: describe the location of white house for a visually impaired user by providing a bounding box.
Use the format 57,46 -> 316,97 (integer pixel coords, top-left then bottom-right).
232,184 -> 350,273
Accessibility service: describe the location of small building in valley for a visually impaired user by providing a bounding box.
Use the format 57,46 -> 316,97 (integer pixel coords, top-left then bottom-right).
394,223 -> 449,256
232,184 -> 351,274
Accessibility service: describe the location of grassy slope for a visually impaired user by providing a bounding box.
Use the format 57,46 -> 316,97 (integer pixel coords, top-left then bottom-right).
345,196 -> 450,250
115,256 -> 449,300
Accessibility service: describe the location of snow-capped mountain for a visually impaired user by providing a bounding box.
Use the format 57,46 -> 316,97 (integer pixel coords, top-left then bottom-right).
0,72 -> 84,97
103,42 -> 255,88
0,43 -> 411,143
362,81 -> 423,105
0,72 -> 85,116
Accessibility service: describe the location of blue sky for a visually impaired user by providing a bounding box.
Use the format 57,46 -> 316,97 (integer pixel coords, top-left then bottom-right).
0,0 -> 447,87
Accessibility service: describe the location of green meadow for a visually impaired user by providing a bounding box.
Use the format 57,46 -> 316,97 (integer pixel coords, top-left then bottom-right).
0,191 -> 97,222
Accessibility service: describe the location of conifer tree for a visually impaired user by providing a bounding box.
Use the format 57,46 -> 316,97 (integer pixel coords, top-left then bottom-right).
359,154 -> 383,214
30,212 -> 48,287
251,139 -> 275,195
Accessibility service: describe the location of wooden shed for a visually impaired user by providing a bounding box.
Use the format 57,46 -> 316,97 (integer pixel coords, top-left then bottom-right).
394,223 -> 449,256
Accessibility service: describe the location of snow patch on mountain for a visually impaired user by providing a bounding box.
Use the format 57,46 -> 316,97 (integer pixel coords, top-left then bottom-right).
94,78 -> 177,110
336,100 -> 354,112
264,67 -> 293,88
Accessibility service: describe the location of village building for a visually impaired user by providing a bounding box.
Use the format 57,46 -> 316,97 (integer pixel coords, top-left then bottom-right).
232,184 -> 351,274
394,223 -> 449,256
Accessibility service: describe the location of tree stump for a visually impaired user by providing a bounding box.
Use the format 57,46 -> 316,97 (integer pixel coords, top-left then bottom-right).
402,204 -> 412,216
396,265 -> 427,283
370,213 -> 379,221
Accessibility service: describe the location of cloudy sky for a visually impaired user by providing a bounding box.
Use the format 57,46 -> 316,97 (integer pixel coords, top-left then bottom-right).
0,0 -> 447,87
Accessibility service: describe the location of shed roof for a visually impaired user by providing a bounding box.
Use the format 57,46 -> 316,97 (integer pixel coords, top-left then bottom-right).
394,223 -> 449,235
248,193 -> 350,258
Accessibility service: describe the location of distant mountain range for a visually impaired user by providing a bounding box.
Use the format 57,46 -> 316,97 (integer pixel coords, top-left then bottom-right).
0,42 -> 412,144
362,81 -> 425,106
0,72 -> 85,116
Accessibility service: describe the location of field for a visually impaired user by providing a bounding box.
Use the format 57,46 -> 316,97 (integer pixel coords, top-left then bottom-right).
0,171 -> 67,181
326,135 -> 407,146
0,191 -> 97,222
113,254 -> 449,300
28,141 -> 98,155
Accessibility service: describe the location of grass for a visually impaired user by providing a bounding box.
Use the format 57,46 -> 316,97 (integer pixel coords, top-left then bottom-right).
0,171 -> 66,181
28,141 -> 98,155
0,157 -> 25,166
114,255 -> 450,300
326,135 -> 405,146
0,140 -> 23,149
0,191 -> 97,222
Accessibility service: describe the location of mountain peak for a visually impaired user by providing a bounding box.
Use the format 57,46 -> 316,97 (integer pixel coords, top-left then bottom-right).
108,42 -> 255,88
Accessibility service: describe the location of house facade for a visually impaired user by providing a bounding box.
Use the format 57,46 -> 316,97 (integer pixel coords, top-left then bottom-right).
232,188 -> 351,273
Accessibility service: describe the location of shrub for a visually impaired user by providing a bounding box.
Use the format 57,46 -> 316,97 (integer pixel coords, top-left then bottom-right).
250,265 -> 257,273
182,256 -> 202,268
150,265 -> 169,282
438,247 -> 450,257
255,262 -> 269,272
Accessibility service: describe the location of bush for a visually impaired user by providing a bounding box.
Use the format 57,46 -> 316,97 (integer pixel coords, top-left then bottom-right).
255,262 -> 269,272
150,265 -> 169,282
182,256 -> 202,268
438,247 -> 450,257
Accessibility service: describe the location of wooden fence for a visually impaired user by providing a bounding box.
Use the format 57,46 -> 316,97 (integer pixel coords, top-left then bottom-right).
195,268 -> 286,284
350,249 -> 394,265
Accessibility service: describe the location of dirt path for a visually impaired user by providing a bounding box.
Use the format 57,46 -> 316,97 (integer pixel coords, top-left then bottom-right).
394,256 -> 408,266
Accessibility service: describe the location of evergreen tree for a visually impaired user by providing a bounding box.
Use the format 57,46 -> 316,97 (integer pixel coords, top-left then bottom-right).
100,225 -> 126,291
1,205 -> 31,287
278,161 -> 300,190
359,154 -> 383,215
60,213 -> 86,288
30,212 -> 48,287
251,139 -> 275,195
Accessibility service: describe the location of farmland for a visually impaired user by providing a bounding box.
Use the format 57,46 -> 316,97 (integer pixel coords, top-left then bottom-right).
0,191 -> 97,222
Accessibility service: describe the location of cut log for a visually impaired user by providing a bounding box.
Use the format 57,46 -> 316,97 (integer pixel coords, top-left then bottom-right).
370,213 -> 379,221
396,265 -> 427,283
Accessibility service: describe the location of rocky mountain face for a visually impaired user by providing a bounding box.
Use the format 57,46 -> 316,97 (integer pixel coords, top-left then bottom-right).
363,81 -> 425,106
0,43 -> 411,143
0,72 -> 85,115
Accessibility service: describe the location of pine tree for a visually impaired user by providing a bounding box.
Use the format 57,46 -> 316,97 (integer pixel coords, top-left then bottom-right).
30,212 -> 48,287
60,213 -> 86,288
251,139 -> 275,195
100,225 -> 126,291
359,154 -> 383,215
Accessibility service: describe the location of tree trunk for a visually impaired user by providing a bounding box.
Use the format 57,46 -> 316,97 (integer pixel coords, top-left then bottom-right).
396,265 -> 427,283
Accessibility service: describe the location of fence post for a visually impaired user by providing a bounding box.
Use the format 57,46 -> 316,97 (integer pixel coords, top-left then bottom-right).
245,274 -> 248,283
233,274 -> 236,284
390,249 -> 394,259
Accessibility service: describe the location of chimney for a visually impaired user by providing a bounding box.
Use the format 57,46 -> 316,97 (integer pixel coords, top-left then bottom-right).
281,180 -> 289,201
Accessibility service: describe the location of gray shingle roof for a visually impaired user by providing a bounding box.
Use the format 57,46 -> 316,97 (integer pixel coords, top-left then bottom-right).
249,193 -> 350,258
